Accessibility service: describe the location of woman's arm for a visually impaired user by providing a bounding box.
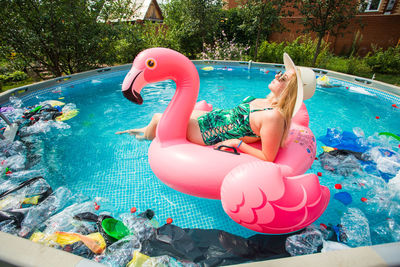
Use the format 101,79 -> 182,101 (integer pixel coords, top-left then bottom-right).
214,111 -> 284,162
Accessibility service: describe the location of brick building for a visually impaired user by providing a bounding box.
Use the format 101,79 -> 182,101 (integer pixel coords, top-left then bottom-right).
224,0 -> 400,55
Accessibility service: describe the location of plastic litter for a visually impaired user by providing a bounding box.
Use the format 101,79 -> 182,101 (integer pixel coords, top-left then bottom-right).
127,251 -> 198,267
319,150 -> 364,176
1,101 -> 399,265
318,128 -> 370,153
321,240 -> 350,252
120,210 -> 157,242
99,235 -> 142,267
101,218 -> 130,240
340,208 -> 372,247
365,147 -> 400,182
19,187 -> 72,237
333,192 -> 353,205
285,226 -> 324,256
141,224 -> 292,266
42,201 -> 96,235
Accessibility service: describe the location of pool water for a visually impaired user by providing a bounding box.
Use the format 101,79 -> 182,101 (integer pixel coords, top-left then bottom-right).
16,65 -> 400,241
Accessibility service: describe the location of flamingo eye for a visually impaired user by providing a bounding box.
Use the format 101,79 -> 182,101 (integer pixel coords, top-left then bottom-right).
146,58 -> 156,69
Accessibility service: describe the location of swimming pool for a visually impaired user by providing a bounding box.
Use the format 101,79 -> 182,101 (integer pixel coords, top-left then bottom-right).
3,62 -> 400,244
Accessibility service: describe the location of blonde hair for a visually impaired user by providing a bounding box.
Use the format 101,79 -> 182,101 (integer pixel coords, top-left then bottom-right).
266,74 -> 298,147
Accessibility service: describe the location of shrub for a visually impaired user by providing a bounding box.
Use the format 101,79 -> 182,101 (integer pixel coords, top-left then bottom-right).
322,56 -> 349,73
257,35 -> 330,66
365,45 -> 400,74
257,41 -> 285,63
0,71 -> 28,84
9,70 -> 28,82
109,24 -> 145,64
200,31 -> 250,61
347,57 -> 372,75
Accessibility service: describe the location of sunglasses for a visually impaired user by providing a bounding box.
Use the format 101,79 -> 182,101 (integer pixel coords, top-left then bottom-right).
276,71 -> 288,82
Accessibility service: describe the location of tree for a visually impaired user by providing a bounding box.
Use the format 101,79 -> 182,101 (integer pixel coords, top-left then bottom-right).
294,0 -> 366,66
0,0 -> 117,77
162,0 -> 223,57
235,0 -> 289,61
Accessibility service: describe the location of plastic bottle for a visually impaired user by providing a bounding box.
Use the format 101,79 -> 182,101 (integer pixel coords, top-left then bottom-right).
19,187 -> 72,237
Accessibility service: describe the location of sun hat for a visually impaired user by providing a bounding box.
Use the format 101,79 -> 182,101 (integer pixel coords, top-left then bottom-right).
283,53 -> 316,117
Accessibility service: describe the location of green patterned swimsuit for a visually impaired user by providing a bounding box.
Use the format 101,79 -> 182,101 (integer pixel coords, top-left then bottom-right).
197,96 -> 273,145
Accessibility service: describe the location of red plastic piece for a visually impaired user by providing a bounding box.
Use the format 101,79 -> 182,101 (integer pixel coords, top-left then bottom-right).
334,184 -> 342,189
361,197 -> 368,202
317,172 -> 322,177
166,218 -> 173,224
130,207 -> 137,213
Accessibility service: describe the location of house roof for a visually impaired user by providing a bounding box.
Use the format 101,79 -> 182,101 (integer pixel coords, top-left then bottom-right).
100,0 -> 163,23
134,0 -> 163,21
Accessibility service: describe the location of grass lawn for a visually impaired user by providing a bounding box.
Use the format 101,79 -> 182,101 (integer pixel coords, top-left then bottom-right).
373,73 -> 400,87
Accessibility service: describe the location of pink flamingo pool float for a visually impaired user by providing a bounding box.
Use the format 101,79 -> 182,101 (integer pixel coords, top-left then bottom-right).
122,48 -> 330,234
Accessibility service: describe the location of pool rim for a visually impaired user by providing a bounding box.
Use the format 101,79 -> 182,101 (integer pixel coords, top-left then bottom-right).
0,61 -> 399,266
0,60 -> 399,105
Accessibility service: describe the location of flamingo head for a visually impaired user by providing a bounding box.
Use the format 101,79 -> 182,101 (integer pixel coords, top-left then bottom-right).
122,47 -> 191,105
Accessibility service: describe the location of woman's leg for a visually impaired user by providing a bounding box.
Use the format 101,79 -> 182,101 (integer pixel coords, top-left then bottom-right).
116,110 -> 208,143
115,113 -> 162,140
187,110 -> 207,145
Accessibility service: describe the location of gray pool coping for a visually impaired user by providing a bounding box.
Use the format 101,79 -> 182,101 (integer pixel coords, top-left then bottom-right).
0,61 -> 399,266
0,231 -> 399,267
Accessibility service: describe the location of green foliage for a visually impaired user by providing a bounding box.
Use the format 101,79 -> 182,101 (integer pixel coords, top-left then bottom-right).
162,0 -> 223,57
108,23 -> 146,64
0,70 -> 28,83
257,41 -> 286,63
257,36 -> 330,66
234,0 -> 288,60
294,0 -> 364,65
365,45 -> 400,74
0,0 -> 116,76
219,8 -> 248,46
236,1 -> 277,41
296,0 -> 362,36
322,55 -> 372,75
98,0 -> 139,22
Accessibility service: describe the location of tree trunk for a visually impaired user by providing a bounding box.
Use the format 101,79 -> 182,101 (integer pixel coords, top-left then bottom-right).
312,34 -> 324,67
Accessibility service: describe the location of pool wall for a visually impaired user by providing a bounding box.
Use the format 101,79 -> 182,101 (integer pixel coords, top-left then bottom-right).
1,60 -> 399,104
0,61 -> 399,266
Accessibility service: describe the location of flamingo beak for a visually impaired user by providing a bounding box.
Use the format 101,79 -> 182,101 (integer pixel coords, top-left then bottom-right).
121,67 -> 146,105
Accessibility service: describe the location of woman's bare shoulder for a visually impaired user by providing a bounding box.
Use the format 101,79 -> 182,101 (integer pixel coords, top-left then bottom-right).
261,108 -> 284,122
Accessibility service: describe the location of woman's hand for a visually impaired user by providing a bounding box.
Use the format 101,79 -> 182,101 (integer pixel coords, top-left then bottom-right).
214,139 -> 241,150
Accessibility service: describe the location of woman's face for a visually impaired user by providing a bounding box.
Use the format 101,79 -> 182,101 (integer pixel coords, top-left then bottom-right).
268,69 -> 295,97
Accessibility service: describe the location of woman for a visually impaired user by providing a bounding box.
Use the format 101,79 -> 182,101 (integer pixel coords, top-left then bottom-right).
116,53 -> 316,162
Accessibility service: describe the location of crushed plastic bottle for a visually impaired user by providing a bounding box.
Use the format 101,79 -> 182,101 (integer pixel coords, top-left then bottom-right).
5,154 -> 26,171
99,235 -> 142,267
0,220 -> 18,235
9,96 -> 23,109
120,210 -> 157,242
43,201 -> 96,235
321,240 -> 350,252
18,187 -> 72,237
340,208 -> 372,247
319,151 -> 362,176
285,226 -> 324,256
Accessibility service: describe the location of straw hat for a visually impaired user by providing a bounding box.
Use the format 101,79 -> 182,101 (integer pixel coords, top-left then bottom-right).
283,53 -> 316,117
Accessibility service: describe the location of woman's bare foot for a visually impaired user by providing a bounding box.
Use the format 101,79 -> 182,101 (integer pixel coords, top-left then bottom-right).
115,127 -> 147,140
